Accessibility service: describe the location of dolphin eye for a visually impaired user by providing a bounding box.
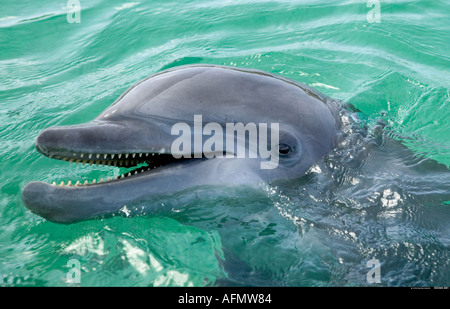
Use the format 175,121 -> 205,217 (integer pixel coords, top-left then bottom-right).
278,144 -> 291,155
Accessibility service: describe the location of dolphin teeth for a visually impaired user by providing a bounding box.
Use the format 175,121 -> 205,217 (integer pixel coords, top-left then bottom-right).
96,154 -> 100,159
88,154 -> 92,159
99,178 -> 104,183
62,157 -> 68,161
68,159 -> 73,163
92,179 -> 96,184
75,181 -> 80,186
60,181 -> 65,186
134,171 -> 138,175
125,153 -> 129,159
75,159 -> 80,164
67,180 -> 72,186
152,153 -> 155,156
132,153 -> 136,158
82,160 -> 87,165
52,182 -> 57,186
89,160 -> 93,166
127,172 -> 131,177
111,154 -> 115,160
84,180 -> 89,185
107,177 -> 111,182
118,154 -> 122,159
114,176 -> 118,180
139,153 -> 143,158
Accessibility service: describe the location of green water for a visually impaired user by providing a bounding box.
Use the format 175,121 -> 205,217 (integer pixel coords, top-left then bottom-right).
1,0 -> 449,286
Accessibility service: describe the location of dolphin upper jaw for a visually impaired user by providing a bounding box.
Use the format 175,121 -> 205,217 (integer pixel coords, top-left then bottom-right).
35,120 -> 173,155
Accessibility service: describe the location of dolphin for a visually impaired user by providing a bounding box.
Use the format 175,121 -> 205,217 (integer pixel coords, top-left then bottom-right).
22,64 -> 341,223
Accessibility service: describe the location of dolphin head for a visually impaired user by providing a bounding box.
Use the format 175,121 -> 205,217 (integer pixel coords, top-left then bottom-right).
22,65 -> 341,223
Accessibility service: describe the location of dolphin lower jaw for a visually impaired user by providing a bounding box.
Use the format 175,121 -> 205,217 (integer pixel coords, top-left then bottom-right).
22,158 -> 210,223
22,179 -> 149,223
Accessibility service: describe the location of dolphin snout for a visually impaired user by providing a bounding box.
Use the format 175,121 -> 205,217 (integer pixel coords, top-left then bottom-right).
35,126 -> 66,155
35,122 -> 136,157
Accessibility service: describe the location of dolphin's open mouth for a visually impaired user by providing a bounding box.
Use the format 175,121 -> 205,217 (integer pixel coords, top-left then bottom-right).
37,147 -> 185,187
29,119 -> 194,189
22,124 -> 203,223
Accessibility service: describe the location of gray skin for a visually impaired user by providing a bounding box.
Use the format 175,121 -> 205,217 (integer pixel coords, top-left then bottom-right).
22,65 -> 341,223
